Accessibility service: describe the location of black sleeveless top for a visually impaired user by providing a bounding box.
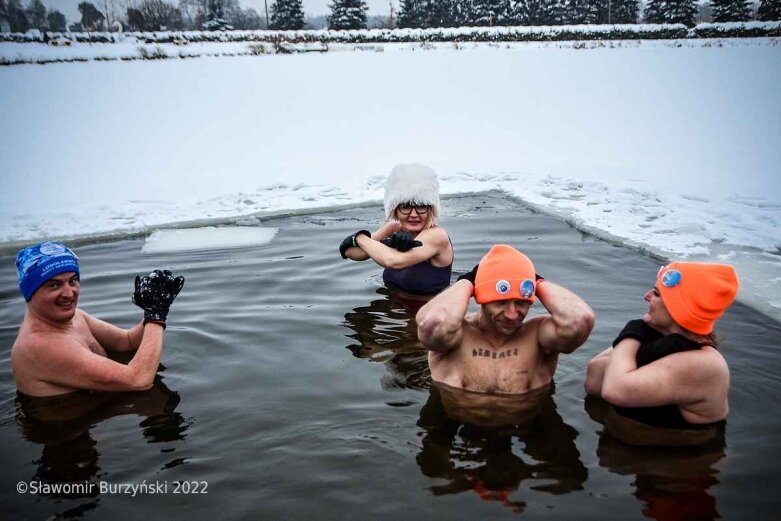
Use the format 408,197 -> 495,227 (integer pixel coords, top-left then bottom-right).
383,261 -> 452,296
382,236 -> 453,296
614,331 -> 715,430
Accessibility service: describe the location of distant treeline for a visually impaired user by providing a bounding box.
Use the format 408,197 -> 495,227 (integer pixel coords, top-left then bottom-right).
0,0 -> 779,35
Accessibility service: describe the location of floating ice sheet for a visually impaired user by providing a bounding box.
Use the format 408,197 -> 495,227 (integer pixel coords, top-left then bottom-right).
142,227 -> 278,253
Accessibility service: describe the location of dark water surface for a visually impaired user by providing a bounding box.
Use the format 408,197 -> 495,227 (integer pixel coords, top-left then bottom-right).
1,193 -> 780,520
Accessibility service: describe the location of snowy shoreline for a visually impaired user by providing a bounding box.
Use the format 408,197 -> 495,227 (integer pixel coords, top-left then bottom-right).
1,178 -> 778,322
1,34 -> 779,66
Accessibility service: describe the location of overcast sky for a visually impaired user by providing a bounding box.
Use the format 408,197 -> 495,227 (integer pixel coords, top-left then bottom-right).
47,0 -> 397,24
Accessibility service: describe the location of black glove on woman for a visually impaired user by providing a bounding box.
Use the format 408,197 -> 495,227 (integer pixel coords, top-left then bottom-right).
380,231 -> 422,252
132,269 -> 185,328
339,230 -> 371,259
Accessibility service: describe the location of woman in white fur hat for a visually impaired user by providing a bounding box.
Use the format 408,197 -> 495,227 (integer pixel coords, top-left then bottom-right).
339,163 -> 453,297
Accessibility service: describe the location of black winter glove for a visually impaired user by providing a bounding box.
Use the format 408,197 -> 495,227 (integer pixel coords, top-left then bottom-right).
612,319 -> 663,348
339,230 -> 371,259
457,264 -> 479,285
637,333 -> 702,366
132,269 -> 185,328
380,231 -> 422,252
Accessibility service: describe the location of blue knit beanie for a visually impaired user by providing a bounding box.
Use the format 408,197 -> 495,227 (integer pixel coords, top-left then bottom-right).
16,241 -> 80,301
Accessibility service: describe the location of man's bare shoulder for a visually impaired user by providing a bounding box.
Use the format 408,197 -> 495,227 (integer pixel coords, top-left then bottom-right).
13,327 -> 80,358
13,310 -> 95,356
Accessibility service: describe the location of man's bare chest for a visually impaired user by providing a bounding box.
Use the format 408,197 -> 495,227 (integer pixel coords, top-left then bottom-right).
72,317 -> 107,356
444,339 -> 553,394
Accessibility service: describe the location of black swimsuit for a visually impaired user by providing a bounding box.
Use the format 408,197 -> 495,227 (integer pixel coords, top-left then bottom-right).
383,260 -> 452,296
614,333 -> 717,430
382,236 -> 453,296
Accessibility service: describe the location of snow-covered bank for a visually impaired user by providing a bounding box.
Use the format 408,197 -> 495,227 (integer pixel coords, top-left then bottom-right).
0,41 -> 779,320
1,34 -> 779,66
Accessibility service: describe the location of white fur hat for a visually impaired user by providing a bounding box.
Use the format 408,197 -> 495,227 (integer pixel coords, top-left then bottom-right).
383,163 -> 441,220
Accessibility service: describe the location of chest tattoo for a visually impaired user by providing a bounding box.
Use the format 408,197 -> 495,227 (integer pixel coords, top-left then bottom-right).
472,347 -> 519,360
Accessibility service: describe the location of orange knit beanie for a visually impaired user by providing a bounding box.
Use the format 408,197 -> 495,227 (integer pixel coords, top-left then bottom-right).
657,261 -> 739,335
474,245 -> 537,304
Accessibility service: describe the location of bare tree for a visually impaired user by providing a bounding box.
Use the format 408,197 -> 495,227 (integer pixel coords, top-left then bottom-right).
138,0 -> 181,30
178,0 -> 206,29
98,0 -> 119,28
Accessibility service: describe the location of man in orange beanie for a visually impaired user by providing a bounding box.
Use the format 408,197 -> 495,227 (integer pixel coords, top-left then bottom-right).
585,261 -> 739,444
416,244 -> 595,395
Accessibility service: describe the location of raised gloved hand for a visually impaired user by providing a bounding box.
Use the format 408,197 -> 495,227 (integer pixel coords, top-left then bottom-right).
457,264 -> 479,285
380,231 -> 422,252
132,269 -> 185,328
612,319 -> 663,348
339,230 -> 371,259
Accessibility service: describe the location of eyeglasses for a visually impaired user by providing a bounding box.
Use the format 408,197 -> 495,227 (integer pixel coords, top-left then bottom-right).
397,204 -> 430,215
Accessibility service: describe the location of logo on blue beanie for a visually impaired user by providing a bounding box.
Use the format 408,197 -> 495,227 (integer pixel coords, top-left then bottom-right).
16,241 -> 80,301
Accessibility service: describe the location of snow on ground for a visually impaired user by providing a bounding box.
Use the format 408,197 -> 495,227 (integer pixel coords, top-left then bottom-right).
0,39 -> 779,320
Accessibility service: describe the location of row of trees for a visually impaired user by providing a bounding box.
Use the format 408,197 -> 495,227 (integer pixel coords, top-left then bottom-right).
0,0 -> 67,32
1,0 -> 779,33
0,0 -> 265,32
267,0 -> 779,30
123,0 -> 267,31
258,0 -> 781,30
394,0 -> 780,28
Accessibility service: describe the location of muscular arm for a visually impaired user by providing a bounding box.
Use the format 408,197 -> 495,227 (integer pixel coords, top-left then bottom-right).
584,346 -> 613,396
535,280 -> 595,355
22,324 -> 166,393
343,222 -> 398,261
82,310 -> 144,352
600,339 -> 729,411
416,279 -> 472,353
356,227 -> 450,270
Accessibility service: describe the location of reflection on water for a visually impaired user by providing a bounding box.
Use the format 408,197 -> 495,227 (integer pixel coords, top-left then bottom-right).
586,395 -> 725,521
15,375 -> 188,506
415,383 -> 588,514
342,287 -> 431,391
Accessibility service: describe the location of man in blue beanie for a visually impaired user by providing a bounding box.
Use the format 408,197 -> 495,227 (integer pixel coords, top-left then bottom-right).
11,241 -> 185,397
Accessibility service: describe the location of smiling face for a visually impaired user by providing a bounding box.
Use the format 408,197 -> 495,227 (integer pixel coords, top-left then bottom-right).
28,272 -> 80,323
643,286 -> 677,333
395,203 -> 433,234
481,299 -> 532,336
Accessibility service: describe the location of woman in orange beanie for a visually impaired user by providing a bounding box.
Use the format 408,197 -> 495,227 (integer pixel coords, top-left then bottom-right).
585,261 -> 739,445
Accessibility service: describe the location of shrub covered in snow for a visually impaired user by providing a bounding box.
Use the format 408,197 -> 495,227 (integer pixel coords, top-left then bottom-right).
0,22 -> 778,52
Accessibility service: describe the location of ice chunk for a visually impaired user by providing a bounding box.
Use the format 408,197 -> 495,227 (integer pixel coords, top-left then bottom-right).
142,226 -> 278,253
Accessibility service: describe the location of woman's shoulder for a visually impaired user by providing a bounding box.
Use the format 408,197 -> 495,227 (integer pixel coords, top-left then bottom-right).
421,225 -> 450,242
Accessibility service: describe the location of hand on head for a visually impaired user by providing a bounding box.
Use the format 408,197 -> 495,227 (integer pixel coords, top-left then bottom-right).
132,269 -> 185,328
457,264 -> 479,285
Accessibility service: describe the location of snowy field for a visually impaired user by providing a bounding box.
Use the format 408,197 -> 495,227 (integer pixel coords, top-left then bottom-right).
0,38 -> 779,320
